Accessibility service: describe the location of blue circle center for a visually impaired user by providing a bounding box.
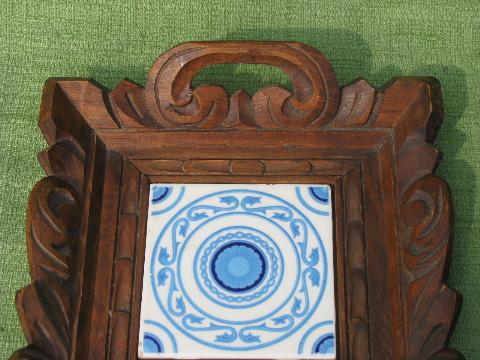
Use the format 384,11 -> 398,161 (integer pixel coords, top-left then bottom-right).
227,256 -> 250,277
211,242 -> 266,292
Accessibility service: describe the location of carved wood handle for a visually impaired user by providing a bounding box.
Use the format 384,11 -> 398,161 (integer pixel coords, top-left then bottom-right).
144,41 -> 340,129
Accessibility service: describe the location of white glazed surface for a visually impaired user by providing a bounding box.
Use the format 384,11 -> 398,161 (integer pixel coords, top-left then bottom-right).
139,184 -> 336,359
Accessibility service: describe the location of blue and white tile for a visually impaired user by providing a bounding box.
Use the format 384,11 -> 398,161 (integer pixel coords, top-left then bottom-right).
139,184 -> 336,359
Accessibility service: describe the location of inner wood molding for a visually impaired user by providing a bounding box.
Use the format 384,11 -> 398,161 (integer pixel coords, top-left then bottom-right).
9,41 -> 462,360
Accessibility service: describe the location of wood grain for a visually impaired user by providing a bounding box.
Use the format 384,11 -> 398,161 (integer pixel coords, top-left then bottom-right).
140,42 -> 339,129
10,42 -> 462,360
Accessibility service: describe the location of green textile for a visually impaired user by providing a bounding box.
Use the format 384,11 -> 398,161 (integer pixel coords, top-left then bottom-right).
0,0 -> 479,358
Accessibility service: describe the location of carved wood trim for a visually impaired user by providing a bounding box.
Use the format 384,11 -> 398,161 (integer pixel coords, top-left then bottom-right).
110,42 -> 340,129
11,96 -> 90,359
10,41 -> 462,360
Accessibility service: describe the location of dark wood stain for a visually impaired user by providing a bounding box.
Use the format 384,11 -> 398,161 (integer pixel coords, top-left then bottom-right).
9,42 -> 462,360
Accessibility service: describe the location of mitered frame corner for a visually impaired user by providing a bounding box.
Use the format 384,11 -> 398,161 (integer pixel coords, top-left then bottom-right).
10,42 -> 462,360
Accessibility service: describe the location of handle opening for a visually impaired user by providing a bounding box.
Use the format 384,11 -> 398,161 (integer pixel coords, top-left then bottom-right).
192,63 -> 292,96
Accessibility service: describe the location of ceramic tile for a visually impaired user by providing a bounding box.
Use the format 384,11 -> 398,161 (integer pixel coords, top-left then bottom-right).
139,184 -> 336,359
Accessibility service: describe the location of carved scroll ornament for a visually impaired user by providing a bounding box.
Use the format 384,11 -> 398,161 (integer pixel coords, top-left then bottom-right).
10,41 -> 462,360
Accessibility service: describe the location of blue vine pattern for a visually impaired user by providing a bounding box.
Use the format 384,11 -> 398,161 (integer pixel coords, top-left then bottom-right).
187,196 -> 239,221
291,268 -> 320,318
159,218 -> 189,266
178,217 -> 297,326
182,314 -> 238,343
147,187 -> 332,352
238,315 -> 294,343
290,219 -> 320,266
241,196 -> 293,221
156,268 -> 186,317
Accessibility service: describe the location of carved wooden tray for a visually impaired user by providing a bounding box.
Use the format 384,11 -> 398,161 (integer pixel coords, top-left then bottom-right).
10,41 -> 462,360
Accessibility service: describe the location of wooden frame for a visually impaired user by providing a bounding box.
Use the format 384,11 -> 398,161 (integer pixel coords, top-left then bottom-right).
10,41 -> 462,360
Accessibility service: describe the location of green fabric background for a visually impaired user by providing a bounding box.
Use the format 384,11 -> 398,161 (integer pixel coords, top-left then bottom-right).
0,0 -> 479,358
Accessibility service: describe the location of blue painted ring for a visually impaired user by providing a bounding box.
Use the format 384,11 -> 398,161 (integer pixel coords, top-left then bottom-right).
211,241 -> 267,292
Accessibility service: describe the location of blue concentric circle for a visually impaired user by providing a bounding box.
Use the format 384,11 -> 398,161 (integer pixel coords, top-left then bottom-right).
194,227 -> 283,310
212,241 -> 267,292
150,188 -> 329,351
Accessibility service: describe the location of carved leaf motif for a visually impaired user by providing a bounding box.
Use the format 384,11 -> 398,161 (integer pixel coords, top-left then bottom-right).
37,135 -> 85,194
390,77 -> 461,359
332,78 -> 376,128
15,280 -> 70,360
13,155 -> 83,359
26,177 -> 80,283
108,80 -> 151,128
11,43 -> 462,360
399,176 -> 460,360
